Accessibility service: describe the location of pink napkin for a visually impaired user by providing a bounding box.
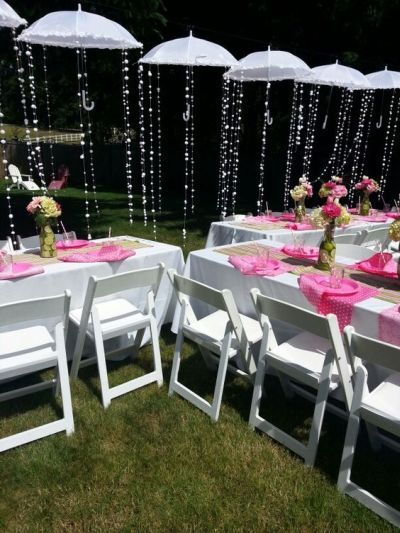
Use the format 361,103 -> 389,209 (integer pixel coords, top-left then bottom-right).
348,208 -> 359,214
354,253 -> 398,279
379,305 -> 400,345
0,262 -> 44,280
285,222 -> 314,231
298,273 -> 379,330
281,244 -> 319,260
244,215 -> 280,223
386,213 -> 400,220
228,255 -> 292,277
279,213 -> 296,222
56,239 -> 89,250
58,245 -> 135,263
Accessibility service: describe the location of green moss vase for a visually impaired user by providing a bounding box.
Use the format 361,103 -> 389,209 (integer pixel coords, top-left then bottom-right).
294,199 -> 306,222
359,192 -> 371,216
316,222 -> 336,271
39,224 -> 57,258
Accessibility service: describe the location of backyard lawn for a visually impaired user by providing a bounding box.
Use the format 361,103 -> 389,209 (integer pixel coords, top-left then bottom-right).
0,186 -> 398,531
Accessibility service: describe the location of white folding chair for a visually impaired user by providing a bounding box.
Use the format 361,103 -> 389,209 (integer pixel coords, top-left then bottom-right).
17,232 -> 76,251
168,270 -> 262,422
359,227 -> 391,251
249,290 -> 354,466
69,264 -> 165,408
338,327 -> 400,527
334,231 -> 364,245
8,163 -> 40,191
0,291 -> 74,453
0,237 -> 14,252
336,243 -> 376,261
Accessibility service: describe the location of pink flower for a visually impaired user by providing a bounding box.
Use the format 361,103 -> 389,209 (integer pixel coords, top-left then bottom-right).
332,184 -> 348,198
322,202 -> 341,219
26,196 -> 43,214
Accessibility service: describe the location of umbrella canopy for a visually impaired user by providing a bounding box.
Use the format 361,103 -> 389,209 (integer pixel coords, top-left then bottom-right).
17,4 -> 141,49
140,32 -> 237,67
300,61 -> 371,89
0,0 -> 26,28
366,67 -> 400,89
225,48 -> 311,81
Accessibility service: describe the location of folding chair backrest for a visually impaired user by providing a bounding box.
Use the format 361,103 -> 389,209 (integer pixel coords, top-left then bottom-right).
334,232 -> 363,245
18,233 -> 76,250
169,270 -> 227,311
360,227 -> 390,250
336,243 -> 375,261
0,291 -> 71,334
344,326 -> 400,374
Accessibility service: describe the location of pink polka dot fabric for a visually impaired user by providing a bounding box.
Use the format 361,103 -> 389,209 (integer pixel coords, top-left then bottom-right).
229,255 -> 293,277
298,273 -> 379,331
379,305 -> 400,346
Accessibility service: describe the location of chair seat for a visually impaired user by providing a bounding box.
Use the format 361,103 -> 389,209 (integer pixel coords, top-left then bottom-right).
70,298 -> 147,339
270,331 -> 344,389
361,372 -> 400,426
184,309 -> 262,355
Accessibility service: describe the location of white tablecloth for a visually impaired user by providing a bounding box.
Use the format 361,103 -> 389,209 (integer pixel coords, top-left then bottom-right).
205,219 -> 391,248
1,236 -> 185,334
175,240 -> 394,343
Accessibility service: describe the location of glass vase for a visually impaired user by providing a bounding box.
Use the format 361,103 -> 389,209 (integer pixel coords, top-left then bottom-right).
359,192 -> 371,216
39,224 -> 57,258
294,198 -> 306,222
317,221 -> 336,271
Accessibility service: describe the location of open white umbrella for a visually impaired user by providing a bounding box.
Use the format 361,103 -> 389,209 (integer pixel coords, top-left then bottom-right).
140,31 -> 237,67
0,0 -> 26,29
225,48 -> 311,81
300,61 -> 371,89
366,66 -> 400,89
17,3 -> 142,49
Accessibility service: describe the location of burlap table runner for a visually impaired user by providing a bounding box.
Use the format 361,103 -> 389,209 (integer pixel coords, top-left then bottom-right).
214,242 -> 400,305
231,221 -> 288,231
12,239 -> 152,267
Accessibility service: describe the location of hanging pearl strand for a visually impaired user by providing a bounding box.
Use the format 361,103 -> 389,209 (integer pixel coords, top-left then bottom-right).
217,76 -> 229,211
359,89 -> 375,177
302,84 -> 320,178
349,91 -> 370,203
12,30 -> 34,178
156,64 -> 163,212
76,49 -> 91,238
295,83 -> 304,147
320,87 -> 347,177
230,79 -> 243,215
42,46 -> 55,182
283,82 -> 299,210
82,48 -> 99,214
0,83 -> 16,246
25,44 -> 47,191
336,89 -> 353,172
189,66 -> 195,213
381,89 -> 400,195
147,65 -> 157,239
257,82 -> 271,214
121,49 -> 134,224
182,66 -> 191,244
222,79 -> 235,217
137,63 -> 147,226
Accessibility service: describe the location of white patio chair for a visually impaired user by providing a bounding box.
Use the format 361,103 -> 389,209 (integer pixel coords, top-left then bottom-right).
168,270 -> 262,422
338,327 -> 400,528
0,291 -> 74,453
335,243 -> 376,261
249,290 -> 354,466
0,237 -> 14,252
334,231 -> 364,245
359,227 -> 391,251
69,263 -> 165,409
17,232 -> 76,251
8,164 -> 40,191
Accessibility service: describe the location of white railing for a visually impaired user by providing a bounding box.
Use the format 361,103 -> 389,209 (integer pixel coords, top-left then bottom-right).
37,133 -> 82,144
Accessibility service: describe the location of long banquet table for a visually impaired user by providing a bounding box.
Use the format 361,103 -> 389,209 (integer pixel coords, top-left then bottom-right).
205,217 -> 392,248
176,240 -> 399,345
1,236 -> 185,337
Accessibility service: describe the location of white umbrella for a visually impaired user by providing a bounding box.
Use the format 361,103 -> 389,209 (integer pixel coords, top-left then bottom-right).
17,3 -> 142,49
0,0 -> 26,29
225,48 -> 311,81
140,31 -> 237,67
366,66 -> 400,89
300,61 -> 371,89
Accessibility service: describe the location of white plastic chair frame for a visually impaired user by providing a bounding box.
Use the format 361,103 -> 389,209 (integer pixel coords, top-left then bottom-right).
17,232 -> 76,251
338,326 -> 400,528
0,291 -> 74,452
249,290 -> 354,466
334,231 -> 365,245
335,243 -> 376,261
359,227 -> 391,251
70,263 -> 164,408
168,269 -> 260,422
8,163 -> 39,191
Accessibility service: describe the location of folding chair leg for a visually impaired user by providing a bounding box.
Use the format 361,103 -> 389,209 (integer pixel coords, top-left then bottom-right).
130,327 -> 146,360
249,352 -> 267,430
93,329 -> 112,409
57,351 -> 74,435
169,327 -> 184,397
149,315 -> 163,387
337,411 -> 360,492
209,335 -> 231,421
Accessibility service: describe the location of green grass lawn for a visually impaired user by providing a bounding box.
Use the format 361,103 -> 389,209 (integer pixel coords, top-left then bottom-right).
0,186 -> 398,531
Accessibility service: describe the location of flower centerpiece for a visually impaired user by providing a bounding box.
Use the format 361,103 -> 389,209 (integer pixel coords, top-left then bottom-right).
26,196 -> 61,258
388,219 -> 400,278
311,192 -> 351,271
354,175 -> 380,216
318,175 -> 348,202
290,175 -> 313,222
